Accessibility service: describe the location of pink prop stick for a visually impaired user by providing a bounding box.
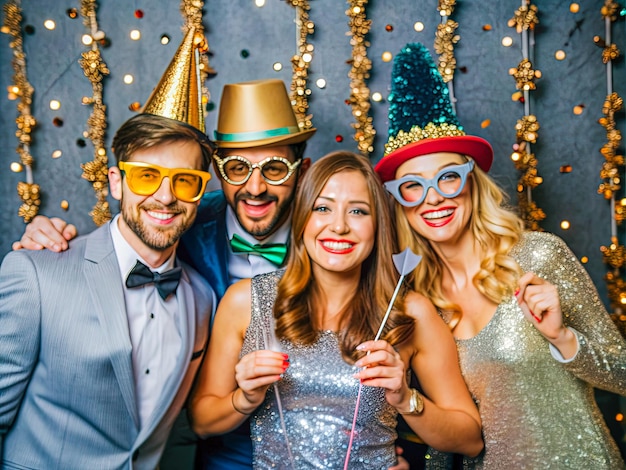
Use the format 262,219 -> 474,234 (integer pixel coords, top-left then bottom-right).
343,383 -> 363,470
343,248 -> 422,469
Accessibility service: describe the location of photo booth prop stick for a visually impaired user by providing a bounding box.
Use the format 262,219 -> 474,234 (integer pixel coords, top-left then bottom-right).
375,248 -> 423,342
261,317 -> 296,470
343,248 -> 422,469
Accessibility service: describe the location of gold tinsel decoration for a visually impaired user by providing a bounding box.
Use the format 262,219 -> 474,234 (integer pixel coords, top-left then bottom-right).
285,0 -> 315,131
79,0 -> 111,226
512,142 -> 544,231
508,1 -> 544,230
511,58 -> 538,91
518,199 -> 546,233
515,114 -> 540,143
2,0 -> 41,223
434,0 -> 459,84
507,2 -> 539,33
596,0 -> 625,331
601,0 -> 621,21
602,43 -> 620,64
345,0 -> 375,157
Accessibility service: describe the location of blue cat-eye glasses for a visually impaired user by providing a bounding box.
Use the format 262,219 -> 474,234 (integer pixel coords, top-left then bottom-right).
384,160 -> 474,207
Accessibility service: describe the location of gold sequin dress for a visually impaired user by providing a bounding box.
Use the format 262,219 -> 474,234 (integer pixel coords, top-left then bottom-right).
241,271 -> 398,469
427,231 -> 626,469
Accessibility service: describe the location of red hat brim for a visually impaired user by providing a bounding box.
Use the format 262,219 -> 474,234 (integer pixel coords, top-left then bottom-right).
375,135 -> 493,182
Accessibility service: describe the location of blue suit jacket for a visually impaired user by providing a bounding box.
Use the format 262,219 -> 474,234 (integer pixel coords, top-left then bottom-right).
179,190 -> 231,303
0,223 -> 215,470
178,191 -> 254,470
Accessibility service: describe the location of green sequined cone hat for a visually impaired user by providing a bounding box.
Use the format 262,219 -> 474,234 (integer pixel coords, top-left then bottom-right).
375,43 -> 493,182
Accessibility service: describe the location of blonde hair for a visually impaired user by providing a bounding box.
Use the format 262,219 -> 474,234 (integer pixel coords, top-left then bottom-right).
274,151 -> 415,361
395,159 -> 524,328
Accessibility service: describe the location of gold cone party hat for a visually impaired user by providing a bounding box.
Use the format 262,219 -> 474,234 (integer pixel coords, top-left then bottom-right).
142,27 -> 205,134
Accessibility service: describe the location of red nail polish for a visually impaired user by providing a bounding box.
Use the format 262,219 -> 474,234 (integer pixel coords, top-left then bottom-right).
514,288 -> 520,297
530,310 -> 542,323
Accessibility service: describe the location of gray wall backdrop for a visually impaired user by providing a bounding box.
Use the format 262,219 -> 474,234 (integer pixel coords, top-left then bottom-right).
1,0 -> 625,455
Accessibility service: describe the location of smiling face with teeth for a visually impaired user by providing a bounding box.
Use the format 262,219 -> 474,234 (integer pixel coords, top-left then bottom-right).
110,139 -> 203,265
395,152 -> 473,247
303,170 -> 375,277
216,145 -> 308,241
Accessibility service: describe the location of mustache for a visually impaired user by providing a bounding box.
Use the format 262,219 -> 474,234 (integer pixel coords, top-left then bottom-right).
235,192 -> 278,204
140,202 -> 185,213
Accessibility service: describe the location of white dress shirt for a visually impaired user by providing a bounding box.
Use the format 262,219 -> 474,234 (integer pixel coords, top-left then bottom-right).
225,205 -> 290,283
110,215 -> 183,428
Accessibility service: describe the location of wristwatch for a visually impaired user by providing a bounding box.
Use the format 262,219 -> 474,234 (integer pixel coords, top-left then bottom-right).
400,388 -> 424,415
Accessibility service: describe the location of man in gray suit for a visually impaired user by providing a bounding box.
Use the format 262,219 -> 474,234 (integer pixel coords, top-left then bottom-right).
0,29 -> 216,469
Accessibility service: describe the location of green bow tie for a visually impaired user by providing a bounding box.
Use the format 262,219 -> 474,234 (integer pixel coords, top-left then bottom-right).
230,233 -> 288,266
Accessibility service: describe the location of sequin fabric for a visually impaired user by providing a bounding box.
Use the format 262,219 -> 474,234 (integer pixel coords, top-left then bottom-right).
241,271 -> 397,469
426,231 -> 626,469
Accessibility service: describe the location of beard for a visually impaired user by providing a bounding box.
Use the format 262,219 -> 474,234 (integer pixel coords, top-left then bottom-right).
235,189 -> 295,239
121,199 -> 195,251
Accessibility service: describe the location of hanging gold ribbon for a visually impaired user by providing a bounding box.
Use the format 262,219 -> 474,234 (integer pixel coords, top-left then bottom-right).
79,0 -> 111,226
596,0 -> 626,336
2,0 -> 41,223
508,1 -> 545,231
345,0 -> 375,157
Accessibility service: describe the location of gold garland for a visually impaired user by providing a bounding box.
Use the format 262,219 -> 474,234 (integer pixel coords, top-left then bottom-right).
596,0 -> 626,336
345,0 -> 374,157
512,58 -> 538,91
434,0 -> 459,85
285,0 -> 314,131
508,1 -> 545,231
79,0 -> 111,226
508,2 -> 539,33
2,0 -> 41,223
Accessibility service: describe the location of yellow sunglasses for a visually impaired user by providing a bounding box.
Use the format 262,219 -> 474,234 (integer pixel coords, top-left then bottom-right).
118,161 -> 211,203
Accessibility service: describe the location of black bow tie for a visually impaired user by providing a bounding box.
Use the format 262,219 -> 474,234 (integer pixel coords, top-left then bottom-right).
125,260 -> 182,300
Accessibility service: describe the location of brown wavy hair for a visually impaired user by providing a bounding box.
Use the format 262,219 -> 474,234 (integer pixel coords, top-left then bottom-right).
394,157 -> 524,329
112,114 -> 214,170
274,151 -> 415,362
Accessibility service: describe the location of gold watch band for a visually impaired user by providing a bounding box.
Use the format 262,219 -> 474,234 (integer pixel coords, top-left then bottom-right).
399,388 -> 424,415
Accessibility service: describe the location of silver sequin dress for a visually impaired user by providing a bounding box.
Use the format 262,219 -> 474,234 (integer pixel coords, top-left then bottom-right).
427,231 -> 626,469
241,271 -> 398,469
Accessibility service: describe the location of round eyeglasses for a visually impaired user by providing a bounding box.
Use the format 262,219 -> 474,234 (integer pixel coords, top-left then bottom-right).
384,160 -> 474,207
212,154 -> 301,186
118,161 -> 211,203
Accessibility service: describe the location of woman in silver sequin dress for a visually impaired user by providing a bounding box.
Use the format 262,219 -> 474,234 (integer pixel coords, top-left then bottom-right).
190,151 -> 483,469
375,116 -> 626,469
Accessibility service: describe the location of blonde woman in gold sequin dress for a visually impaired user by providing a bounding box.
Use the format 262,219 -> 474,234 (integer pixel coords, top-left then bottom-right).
376,126 -> 626,470
376,43 -> 626,469
190,151 -> 483,469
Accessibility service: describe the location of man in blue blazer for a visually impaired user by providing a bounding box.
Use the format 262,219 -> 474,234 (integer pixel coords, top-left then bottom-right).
0,29 -> 216,469
179,79 -> 316,469
178,79 -> 315,301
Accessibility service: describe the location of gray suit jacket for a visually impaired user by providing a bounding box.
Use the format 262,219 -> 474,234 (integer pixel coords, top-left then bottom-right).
0,223 -> 215,469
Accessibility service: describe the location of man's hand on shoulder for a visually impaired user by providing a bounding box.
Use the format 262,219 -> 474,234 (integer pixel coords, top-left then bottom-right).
12,216 -> 78,252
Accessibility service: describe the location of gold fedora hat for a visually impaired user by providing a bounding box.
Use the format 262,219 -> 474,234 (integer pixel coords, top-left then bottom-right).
142,27 -> 206,135
214,79 -> 316,148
